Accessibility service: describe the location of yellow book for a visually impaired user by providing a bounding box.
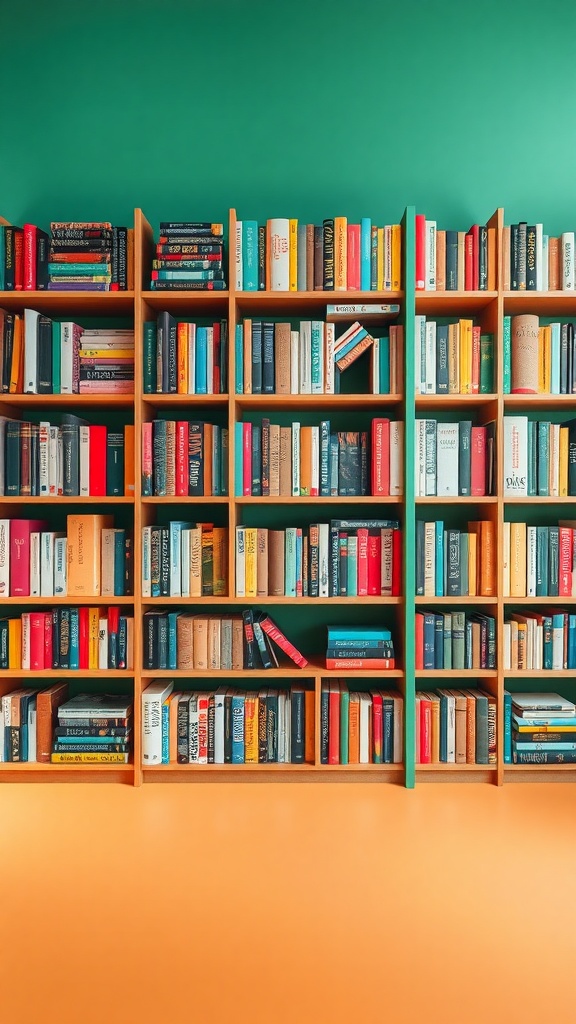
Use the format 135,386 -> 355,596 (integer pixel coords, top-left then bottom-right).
289,219 -> 298,292
177,322 -> 188,394
50,752 -> 129,763
509,522 -> 527,597
67,515 -> 113,597
468,531 -> 477,597
334,216 -> 347,291
429,695 -> 441,764
391,224 -> 402,291
560,426 -> 569,496
543,325 -> 552,393
377,227 -> 384,290
213,526 -> 228,597
9,314 -> 22,393
189,527 -> 202,597
244,528 -> 257,598
537,326 -> 545,392
88,607 -> 100,669
448,322 -> 460,393
8,618 -> 21,669
244,692 -> 259,763
459,319 -> 473,394
78,349 -> 134,359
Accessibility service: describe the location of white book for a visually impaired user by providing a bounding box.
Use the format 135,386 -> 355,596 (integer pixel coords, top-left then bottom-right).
513,692 -> 575,714
60,322 -> 75,394
142,680 -> 175,766
562,232 -> 575,290
213,687 -> 227,764
98,619 -> 108,669
79,425 -> 90,495
21,612 -> 30,670
235,526 -> 246,597
48,426 -> 59,495
552,623 -> 564,670
205,327 -> 214,395
169,522 -> 183,597
27,702 -> 37,763
38,421 -> 50,495
425,419 -> 437,496
424,320 -> 436,393
436,422 -> 459,497
415,419 -> 426,496
0,694 -> 10,760
0,519 -> 9,596
425,221 -> 437,290
439,691 -> 456,762
181,529 -> 191,598
311,321 -> 324,394
415,315 -> 426,394
502,521 -> 511,597
384,224 -> 392,290
290,330 -> 299,394
550,423 -> 560,496
319,523 -> 329,598
188,695 -> 199,763
311,426 -> 320,496
29,533 -> 41,596
503,416 -> 528,497
269,219 -> 290,291
40,531 -> 58,597
424,521 -> 435,596
359,693 -> 371,763
187,324 -> 196,394
291,422 -> 300,496
389,421 -> 403,496
23,308 -> 40,394
536,224 -> 543,291
235,221 -> 243,290
299,321 -> 312,394
503,623 -> 511,670
324,322 -> 335,394
54,536 -> 67,595
371,336 -> 380,395
141,526 -> 151,598
541,235 -> 549,292
101,529 -> 116,597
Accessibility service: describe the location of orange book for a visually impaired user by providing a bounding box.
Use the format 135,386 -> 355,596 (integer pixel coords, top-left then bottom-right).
459,690 -> 477,764
391,224 -> 402,291
299,426 -> 313,496
467,530 -> 477,597
348,693 -> 360,764
548,237 -> 560,290
334,216 -> 347,290
459,318 -> 473,394
67,514 -> 113,596
305,689 -> 315,764
9,314 -> 22,393
124,424 -> 135,496
436,230 -> 446,291
36,682 -> 68,763
487,226 -> 496,291
192,616 -> 209,671
8,618 -> 21,669
244,693 -> 259,763
203,423 -> 213,496
471,325 -> 481,394
177,321 -> 188,393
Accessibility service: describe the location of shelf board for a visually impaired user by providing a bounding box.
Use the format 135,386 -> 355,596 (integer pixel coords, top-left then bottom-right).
141,290 -> 229,314
415,595 -> 496,605
415,290 -> 497,313
503,291 -> 576,314
236,495 -> 403,505
234,290 -> 404,312
0,393 -> 134,407
503,596 -> 576,605
142,762 -> 404,775
416,762 -> 496,771
141,393 -> 228,405
0,761 -> 133,772
416,496 -> 496,505
142,595 -> 402,606
504,669 -> 576,677
0,290 -> 135,315
504,763 -> 576,772
504,496 -> 576,504
415,669 -> 497,678
0,496 -> 134,505
237,393 -> 403,409
0,669 -> 134,678
142,660 -> 404,679
0,596 -> 134,606
141,495 -> 229,504
503,394 -> 576,408
415,394 -> 497,406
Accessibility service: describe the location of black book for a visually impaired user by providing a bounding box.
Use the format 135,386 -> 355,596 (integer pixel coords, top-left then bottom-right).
251,319 -> 262,394
338,431 -> 361,496
320,687 -> 329,764
2,314 -> 15,391
30,423 -> 39,496
526,225 -> 537,290
434,614 -> 444,668
111,226 -> 119,288
510,223 -> 519,290
118,616 -> 127,669
158,311 -> 177,394
290,689 -> 305,764
106,431 -> 125,496
49,238 -> 112,252
5,420 -> 20,496
177,696 -> 189,763
188,421 -> 204,496
445,230 -> 458,290
266,690 -> 279,762
447,529 -> 461,596
258,225 -> 266,291
37,315 -> 53,393
157,614 -> 168,670
242,609 -> 257,670
323,219 -> 335,290
0,620 -> 8,670
59,608 -> 71,669
3,226 -> 17,290
382,697 -> 394,764
61,413 -> 88,496
143,611 -> 161,670
314,225 -> 323,290
257,691 -> 267,763
224,692 -> 233,764
117,227 -> 127,290
262,321 -> 275,394
51,609 -> 59,669
36,229 -> 50,290
160,527 -> 170,596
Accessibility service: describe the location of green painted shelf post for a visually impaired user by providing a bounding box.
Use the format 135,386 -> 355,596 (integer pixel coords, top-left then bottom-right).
402,206 -> 416,788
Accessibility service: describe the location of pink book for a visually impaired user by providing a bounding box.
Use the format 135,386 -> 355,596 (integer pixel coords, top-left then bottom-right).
470,426 -> 487,496
243,421 -> 252,496
44,611 -> 53,669
10,519 -> 47,597
371,419 -> 390,496
142,422 -> 153,495
357,528 -> 369,596
347,224 -> 361,290
30,612 -> 46,670
175,422 -> 188,496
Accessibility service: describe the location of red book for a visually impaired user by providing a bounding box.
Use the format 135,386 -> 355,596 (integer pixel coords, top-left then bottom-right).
559,527 -> 573,597
30,612 -> 46,670
469,224 -> 480,290
471,326 -> 481,394
258,614 -> 308,668
79,607 -> 90,669
14,228 -> 24,290
415,612 -> 424,670
44,612 -> 53,669
464,232 -> 474,290
89,425 -> 107,495
325,658 -> 395,670
367,533 -> 381,596
371,418 -> 390,496
197,693 -> 209,761
415,697 -> 421,763
10,519 -> 47,597
371,691 -> 383,762
357,528 -> 369,596
243,421 -> 252,496
347,224 -> 361,290
212,321 -> 221,394
415,214 -> 426,289
175,421 -> 188,496
419,698 -> 432,763
328,683 -> 340,764
23,224 -> 37,290
391,527 -> 402,597
470,426 -> 487,496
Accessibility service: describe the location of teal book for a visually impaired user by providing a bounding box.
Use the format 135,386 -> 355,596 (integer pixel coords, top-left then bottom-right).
452,612 -> 466,670
295,528 -> 303,596
503,316 -> 511,393
336,326 -> 368,362
161,700 -> 170,764
551,322 -> 561,394
51,321 -> 61,393
242,221 -> 258,291
536,527 -> 549,597
231,693 -> 245,763
543,615 -> 553,669
327,626 -> 391,641
459,533 -> 469,595
347,534 -> 358,596
167,611 -> 181,670
311,321 -> 323,391
340,688 -> 350,765
370,225 -> 378,290
234,421 -> 243,497
48,262 -> 110,274
479,334 -> 494,393
69,608 -> 80,670
195,327 -> 208,394
435,520 -> 444,597
527,420 -> 537,496
503,689 -> 512,763
212,425 -> 221,497
113,529 -> 126,596
537,421 -> 550,495
474,692 -> 489,765
143,321 -> 157,393
361,218 -> 371,291
379,334 -> 390,394
458,421 -> 472,496
438,692 -> 448,762
284,528 -> 297,597
235,323 -> 244,394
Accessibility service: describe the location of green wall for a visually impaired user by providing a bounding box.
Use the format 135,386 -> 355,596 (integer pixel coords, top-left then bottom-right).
2,0 -> 576,232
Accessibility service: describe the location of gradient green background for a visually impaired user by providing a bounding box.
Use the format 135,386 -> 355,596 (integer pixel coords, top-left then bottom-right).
1,0 -> 576,232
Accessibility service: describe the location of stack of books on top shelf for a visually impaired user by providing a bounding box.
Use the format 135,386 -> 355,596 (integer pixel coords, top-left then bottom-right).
511,693 -> 576,764
415,216 -> 496,291
47,222 -> 130,291
143,315 -> 227,394
505,314 -> 576,395
150,222 -> 226,290
325,625 -> 395,670
415,688 -> 497,764
415,317 -> 494,394
236,217 -> 402,292
503,223 -> 575,291
51,694 -> 133,764
320,684 -> 403,764
503,416 -> 576,498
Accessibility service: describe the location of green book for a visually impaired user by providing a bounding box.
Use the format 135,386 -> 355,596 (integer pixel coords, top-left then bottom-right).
452,612 -> 466,670
537,420 -> 550,496
339,687 -> 349,765
479,334 -> 494,393
51,321 -> 61,393
143,321 -> 157,393
443,613 -> 452,669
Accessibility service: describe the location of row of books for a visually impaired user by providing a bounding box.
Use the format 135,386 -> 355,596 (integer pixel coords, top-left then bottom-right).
415,612 -> 496,670
235,218 -> 402,292
141,523 -> 228,598
503,416 -> 576,497
0,608 -> 133,671
0,515 -> 132,598
320,684 -> 403,764
415,520 -> 496,597
505,315 -> 576,395
415,688 -> 497,764
143,315 -> 227,394
143,609 -> 307,671
234,418 -> 403,498
415,317 -> 494,394
235,317 -> 403,396
142,420 -> 228,497
0,418 -> 133,498
142,680 -> 313,765
325,626 -> 395,671
503,612 -> 576,671
503,224 -> 574,292
150,223 -> 226,290
415,217 -> 496,291
235,520 -> 402,599
511,693 -> 576,765
503,522 -> 576,598
0,221 -> 132,292
415,420 -> 495,497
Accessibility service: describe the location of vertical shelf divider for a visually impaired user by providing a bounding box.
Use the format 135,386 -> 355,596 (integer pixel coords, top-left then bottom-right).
402,206 -> 416,788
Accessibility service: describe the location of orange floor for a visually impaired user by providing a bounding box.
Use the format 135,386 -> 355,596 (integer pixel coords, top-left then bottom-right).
1,781 -> 575,1024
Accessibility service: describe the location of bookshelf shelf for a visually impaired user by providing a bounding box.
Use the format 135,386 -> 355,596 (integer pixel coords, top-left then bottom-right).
416,762 -> 497,771
415,291 -> 497,314
0,291 -> 135,315
141,496 -> 229,505
503,497 -> 576,505
415,394 -> 498,408
502,597 -> 576,605
0,496 -> 135,505
142,394 -> 228,406
236,394 -> 403,409
0,670 -> 133,678
141,290 -> 229,314
0,596 -> 134,606
415,669 -> 498,678
0,394 -> 134,407
504,669 -> 576,677
0,761 -> 133,772
141,662 -> 404,679
503,394 -> 576,409
142,595 -> 403,606
236,495 -> 403,505
414,596 -> 496,605
503,292 -> 576,314
415,496 -> 497,505
235,290 -> 404,313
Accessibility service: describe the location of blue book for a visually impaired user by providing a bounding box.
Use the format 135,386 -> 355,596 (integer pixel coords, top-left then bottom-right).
423,612 -> 435,670
434,614 -> 444,669
161,700 -> 170,764
569,615 -> 576,669
231,693 -> 245,763
329,433 -> 339,495
234,421 -> 243,497
113,529 -> 125,597
242,221 -> 258,291
51,321 -> 61,394
503,689 -> 512,763
69,608 -> 80,670
512,714 -> 576,729
551,322 -> 561,394
212,425 -> 221,497
436,325 -> 449,393
195,327 -> 208,394
378,335 -> 390,394
235,323 -> 244,394
167,611 -> 180,670
336,326 -> 368,363
361,218 -> 371,291
311,321 -> 323,391
327,626 -> 392,641
503,316 -> 511,393
435,521 -> 444,597
536,527 -> 549,597
295,529 -> 303,595
20,692 -> 35,762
